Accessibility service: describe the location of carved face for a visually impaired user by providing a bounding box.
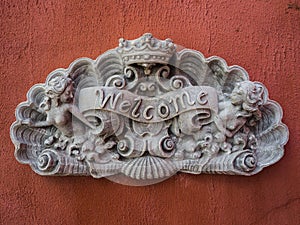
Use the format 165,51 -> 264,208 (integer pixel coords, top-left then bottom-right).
230,83 -> 246,105
59,83 -> 74,103
231,81 -> 265,110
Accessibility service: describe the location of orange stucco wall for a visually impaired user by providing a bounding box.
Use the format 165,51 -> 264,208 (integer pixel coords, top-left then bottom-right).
1,1 -> 299,224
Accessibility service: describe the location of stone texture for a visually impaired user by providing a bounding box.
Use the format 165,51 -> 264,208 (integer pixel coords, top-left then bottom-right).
10,34 -> 288,185
1,0 -> 299,224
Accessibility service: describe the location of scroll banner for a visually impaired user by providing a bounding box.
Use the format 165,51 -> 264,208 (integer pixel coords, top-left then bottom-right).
78,86 -> 218,123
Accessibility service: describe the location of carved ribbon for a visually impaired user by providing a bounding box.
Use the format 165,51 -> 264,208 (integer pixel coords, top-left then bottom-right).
78,86 -> 218,123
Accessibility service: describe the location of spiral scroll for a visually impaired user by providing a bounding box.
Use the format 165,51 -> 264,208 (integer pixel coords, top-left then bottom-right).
10,34 -> 288,185
234,151 -> 257,172
200,150 -> 257,175
33,149 -> 89,176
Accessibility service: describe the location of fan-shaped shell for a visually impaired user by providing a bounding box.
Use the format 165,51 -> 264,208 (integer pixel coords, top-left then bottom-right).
121,156 -> 178,180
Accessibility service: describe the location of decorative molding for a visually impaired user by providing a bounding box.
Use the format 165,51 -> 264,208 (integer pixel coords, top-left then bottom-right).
10,33 -> 289,186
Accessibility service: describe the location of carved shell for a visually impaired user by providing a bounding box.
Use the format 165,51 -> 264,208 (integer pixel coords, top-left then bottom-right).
252,101 -> 288,174
121,156 -> 178,180
33,149 -> 89,176
176,49 -> 288,175
10,34 -> 289,183
11,85 -> 52,164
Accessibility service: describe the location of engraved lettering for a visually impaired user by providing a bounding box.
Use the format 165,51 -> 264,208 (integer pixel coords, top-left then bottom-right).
97,89 -> 122,109
132,98 -> 142,118
158,102 -> 170,118
183,91 -> 196,106
11,34 -> 287,185
143,105 -> 154,120
119,100 -> 131,113
169,91 -> 195,113
197,91 -> 208,105
90,87 -> 216,123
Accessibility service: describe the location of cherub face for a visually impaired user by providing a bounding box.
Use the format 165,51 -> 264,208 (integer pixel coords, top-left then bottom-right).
230,81 -> 265,108
231,83 -> 246,105
60,84 -> 74,103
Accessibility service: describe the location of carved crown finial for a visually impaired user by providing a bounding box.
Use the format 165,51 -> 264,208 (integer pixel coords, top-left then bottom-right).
11,34 -> 289,186
117,33 -> 176,65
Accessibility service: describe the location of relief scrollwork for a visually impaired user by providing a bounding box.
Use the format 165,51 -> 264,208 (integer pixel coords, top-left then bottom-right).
10,33 -> 289,185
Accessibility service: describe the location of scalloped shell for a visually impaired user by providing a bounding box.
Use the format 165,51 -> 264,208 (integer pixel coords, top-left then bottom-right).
121,156 -> 178,180
174,49 -> 288,175
10,34 -> 289,184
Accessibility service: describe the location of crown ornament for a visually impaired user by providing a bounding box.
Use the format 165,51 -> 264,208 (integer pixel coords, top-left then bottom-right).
10,34 -> 288,186
117,33 -> 176,65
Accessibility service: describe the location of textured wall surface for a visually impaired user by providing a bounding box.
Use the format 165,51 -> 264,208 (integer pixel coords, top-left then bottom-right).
1,0 -> 299,224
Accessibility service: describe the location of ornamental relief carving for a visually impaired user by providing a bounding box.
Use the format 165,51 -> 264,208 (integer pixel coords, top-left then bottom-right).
10,34 -> 289,186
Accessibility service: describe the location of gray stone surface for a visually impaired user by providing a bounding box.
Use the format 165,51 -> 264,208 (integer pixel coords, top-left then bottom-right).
10,34 -> 289,186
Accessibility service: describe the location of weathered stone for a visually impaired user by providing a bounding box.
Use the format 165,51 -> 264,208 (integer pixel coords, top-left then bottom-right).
10,33 -> 289,186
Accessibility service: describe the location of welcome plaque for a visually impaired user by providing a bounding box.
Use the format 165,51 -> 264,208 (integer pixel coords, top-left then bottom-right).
10,34 -> 289,186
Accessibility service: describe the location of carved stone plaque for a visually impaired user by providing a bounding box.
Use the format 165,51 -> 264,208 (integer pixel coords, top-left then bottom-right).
10,34 -> 289,186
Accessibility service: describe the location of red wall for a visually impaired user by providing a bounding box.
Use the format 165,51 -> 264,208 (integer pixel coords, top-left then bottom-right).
1,1 -> 299,224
